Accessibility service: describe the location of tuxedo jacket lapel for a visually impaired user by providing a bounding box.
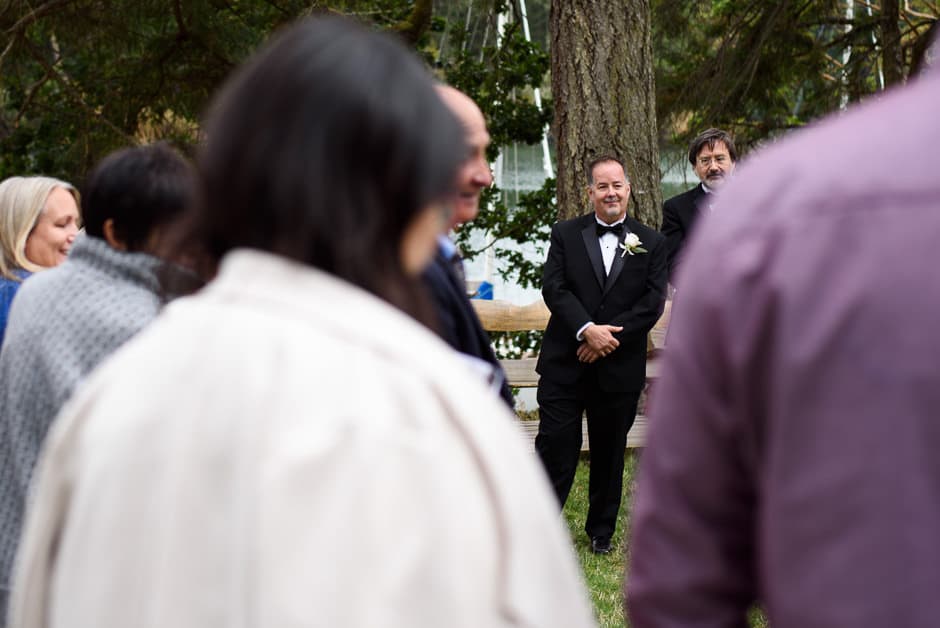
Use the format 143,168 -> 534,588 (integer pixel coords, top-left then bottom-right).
581,222 -> 606,290
692,184 -> 709,217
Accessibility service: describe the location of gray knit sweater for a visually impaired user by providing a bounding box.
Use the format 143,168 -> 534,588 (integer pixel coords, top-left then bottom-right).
0,235 -> 167,620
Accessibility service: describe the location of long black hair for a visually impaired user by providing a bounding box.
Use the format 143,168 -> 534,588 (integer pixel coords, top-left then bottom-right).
189,16 -> 465,321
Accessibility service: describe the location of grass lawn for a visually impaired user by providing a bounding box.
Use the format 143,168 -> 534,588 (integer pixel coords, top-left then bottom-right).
563,451 -> 768,628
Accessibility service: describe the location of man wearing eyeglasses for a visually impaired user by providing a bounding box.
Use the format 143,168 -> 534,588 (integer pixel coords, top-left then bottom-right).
661,128 -> 737,285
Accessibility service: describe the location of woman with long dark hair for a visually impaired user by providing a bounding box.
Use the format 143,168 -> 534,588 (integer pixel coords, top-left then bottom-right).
7,17 -> 595,628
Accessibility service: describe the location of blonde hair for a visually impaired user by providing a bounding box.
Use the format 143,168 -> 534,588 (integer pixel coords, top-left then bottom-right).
0,176 -> 80,281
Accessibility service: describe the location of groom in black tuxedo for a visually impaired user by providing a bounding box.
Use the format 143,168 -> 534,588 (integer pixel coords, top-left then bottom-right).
535,155 -> 666,554
661,128 -> 737,283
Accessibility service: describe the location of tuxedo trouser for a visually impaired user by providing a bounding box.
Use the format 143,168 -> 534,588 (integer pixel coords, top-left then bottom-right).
535,371 -> 640,539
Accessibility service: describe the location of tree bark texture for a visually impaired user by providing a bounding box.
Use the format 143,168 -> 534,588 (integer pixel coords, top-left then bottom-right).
549,0 -> 660,226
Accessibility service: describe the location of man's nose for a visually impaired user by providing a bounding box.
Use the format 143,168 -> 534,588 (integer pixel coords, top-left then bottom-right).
471,158 -> 493,187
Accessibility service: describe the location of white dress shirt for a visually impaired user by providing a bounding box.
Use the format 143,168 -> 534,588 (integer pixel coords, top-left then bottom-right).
575,218 -> 626,340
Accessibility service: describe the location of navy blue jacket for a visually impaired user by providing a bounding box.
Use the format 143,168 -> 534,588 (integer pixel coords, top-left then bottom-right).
422,252 -> 514,407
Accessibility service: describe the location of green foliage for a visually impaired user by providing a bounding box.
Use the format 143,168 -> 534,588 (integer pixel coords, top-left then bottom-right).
0,1 -> 433,181
455,177 -> 555,287
0,1 -> 303,179
653,0 -> 939,154
565,453 -> 636,627
491,329 -> 543,360
436,11 -> 551,159
453,178 -> 556,362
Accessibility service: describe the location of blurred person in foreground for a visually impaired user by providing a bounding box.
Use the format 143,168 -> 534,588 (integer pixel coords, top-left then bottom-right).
627,59 -> 940,627
0,142 -> 195,624
0,177 -> 79,347
8,17 -> 596,628
421,84 -> 513,407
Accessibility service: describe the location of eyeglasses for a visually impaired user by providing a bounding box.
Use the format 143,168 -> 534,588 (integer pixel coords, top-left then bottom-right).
697,154 -> 729,167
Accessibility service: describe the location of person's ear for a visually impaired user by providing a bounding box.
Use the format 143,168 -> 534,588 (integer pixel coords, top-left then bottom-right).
102,219 -> 127,251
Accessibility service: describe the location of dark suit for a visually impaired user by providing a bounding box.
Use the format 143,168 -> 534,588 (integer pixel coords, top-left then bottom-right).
422,249 -> 514,407
661,183 -> 707,283
535,213 -> 666,539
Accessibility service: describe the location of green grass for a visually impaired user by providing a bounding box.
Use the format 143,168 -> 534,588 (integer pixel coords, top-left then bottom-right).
562,452 -> 635,627
563,452 -> 769,628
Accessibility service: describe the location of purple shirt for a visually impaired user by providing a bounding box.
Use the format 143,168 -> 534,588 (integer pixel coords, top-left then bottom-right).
628,70 -> 940,627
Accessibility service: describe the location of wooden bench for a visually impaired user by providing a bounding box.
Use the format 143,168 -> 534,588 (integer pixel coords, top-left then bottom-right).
472,298 -> 671,449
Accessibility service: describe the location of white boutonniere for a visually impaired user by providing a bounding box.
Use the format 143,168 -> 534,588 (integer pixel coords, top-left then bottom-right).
619,232 -> 648,257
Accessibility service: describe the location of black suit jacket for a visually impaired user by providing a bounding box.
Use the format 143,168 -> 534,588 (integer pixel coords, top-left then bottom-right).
536,213 -> 667,393
661,183 -> 707,282
422,252 -> 514,407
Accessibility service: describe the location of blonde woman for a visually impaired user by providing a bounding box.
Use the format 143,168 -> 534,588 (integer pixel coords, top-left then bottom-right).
0,177 -> 80,347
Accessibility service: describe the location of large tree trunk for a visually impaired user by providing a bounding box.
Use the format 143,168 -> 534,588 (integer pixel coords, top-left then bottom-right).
391,0 -> 433,45
881,0 -> 903,87
549,0 -> 660,226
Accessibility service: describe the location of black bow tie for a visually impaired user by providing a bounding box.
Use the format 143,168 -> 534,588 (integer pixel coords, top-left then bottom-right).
596,223 -> 624,237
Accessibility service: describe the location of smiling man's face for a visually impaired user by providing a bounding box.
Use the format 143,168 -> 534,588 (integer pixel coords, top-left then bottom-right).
436,86 -> 492,227
589,160 -> 630,224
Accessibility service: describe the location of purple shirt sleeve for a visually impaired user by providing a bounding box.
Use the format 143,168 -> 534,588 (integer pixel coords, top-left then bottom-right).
628,69 -> 940,628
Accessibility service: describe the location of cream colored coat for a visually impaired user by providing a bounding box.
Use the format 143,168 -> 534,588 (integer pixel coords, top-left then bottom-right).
9,251 -> 596,628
